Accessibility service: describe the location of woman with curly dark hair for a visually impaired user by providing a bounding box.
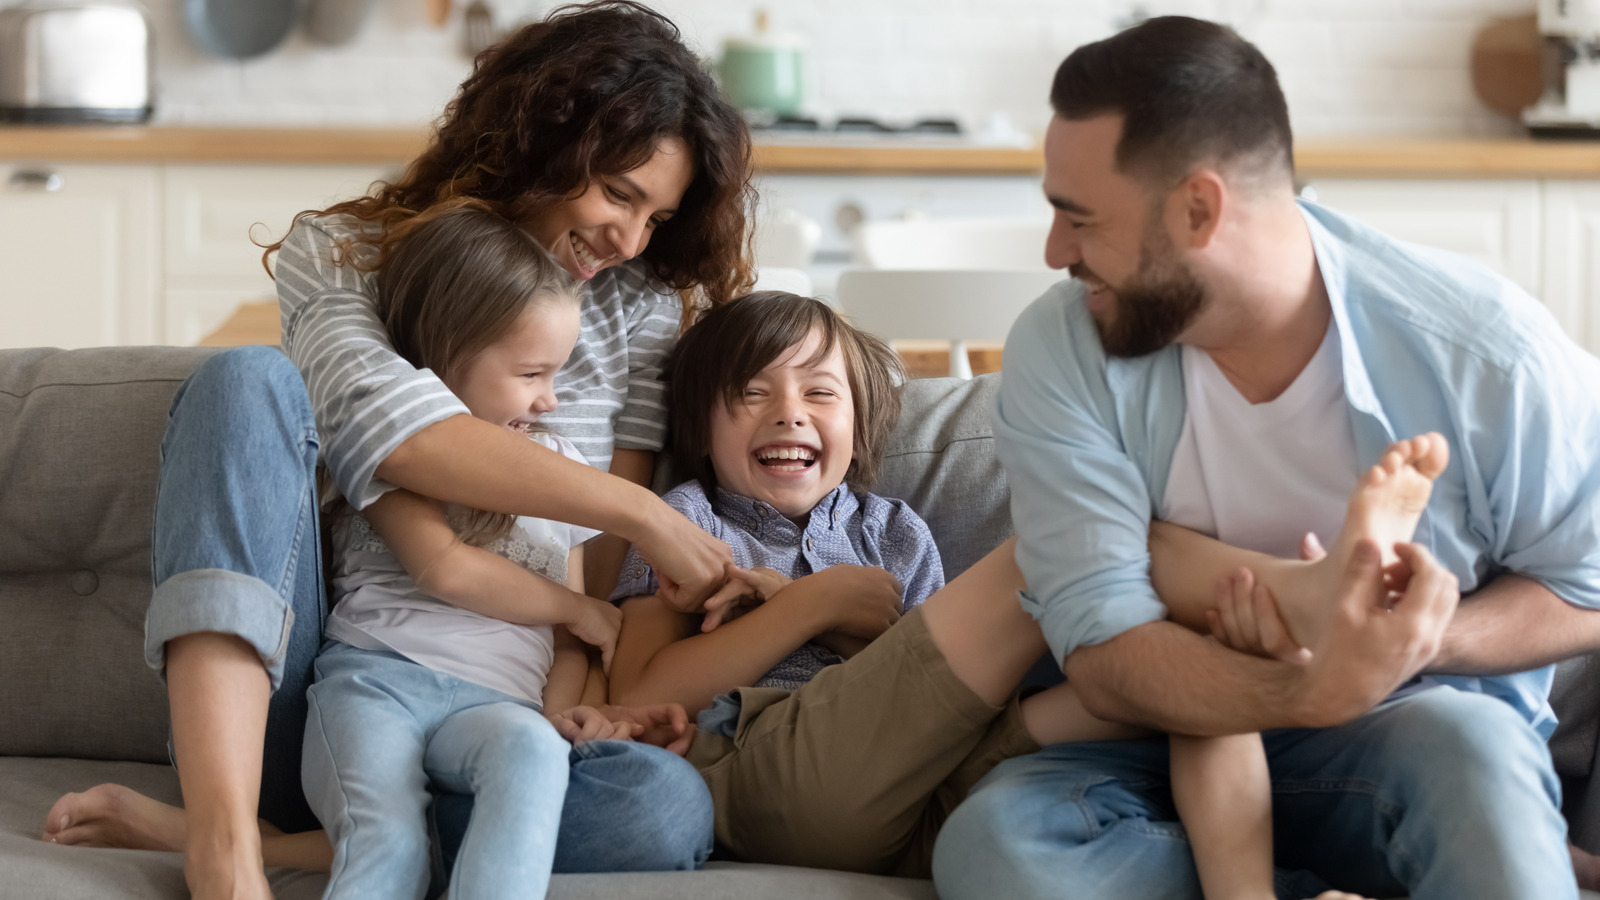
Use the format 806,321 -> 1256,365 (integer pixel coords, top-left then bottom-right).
40,4 -> 751,898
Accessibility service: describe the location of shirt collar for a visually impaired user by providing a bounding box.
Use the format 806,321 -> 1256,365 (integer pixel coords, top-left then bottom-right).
1298,198 -> 1387,425
713,482 -> 854,534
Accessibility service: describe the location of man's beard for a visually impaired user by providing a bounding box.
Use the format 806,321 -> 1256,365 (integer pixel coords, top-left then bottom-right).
1076,223 -> 1207,359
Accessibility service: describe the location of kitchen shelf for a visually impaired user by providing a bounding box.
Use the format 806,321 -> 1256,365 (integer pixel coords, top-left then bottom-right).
7,127 -> 1600,177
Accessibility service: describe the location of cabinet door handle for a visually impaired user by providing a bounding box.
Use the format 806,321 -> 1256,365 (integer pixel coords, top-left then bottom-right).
7,169 -> 64,192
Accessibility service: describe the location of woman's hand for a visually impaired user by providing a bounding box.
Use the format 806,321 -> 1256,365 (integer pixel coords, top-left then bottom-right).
565,597 -> 624,673
633,504 -> 734,614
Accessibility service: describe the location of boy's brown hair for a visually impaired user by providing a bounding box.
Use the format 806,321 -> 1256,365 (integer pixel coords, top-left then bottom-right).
667,291 -> 906,500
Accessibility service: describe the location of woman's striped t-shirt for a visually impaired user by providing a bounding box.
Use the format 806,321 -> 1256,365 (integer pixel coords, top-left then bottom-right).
273,214 -> 680,510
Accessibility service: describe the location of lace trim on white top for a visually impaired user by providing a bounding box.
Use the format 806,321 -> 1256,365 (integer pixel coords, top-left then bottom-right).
344,513 -> 568,584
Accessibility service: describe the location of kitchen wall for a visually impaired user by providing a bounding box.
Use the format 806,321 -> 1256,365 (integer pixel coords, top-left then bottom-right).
145,0 -> 1534,138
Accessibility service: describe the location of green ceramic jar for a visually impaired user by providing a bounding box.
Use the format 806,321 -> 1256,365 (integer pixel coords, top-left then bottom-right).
717,12 -> 806,117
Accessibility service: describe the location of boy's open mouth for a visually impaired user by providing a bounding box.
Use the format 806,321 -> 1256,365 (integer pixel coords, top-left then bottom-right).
755,445 -> 817,471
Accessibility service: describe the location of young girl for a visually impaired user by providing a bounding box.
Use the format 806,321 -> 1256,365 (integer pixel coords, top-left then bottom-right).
607,290 -> 1385,898
303,201 -> 704,900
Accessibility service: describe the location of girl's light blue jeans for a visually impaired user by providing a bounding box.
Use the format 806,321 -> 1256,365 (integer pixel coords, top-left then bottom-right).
304,641 -> 622,900
143,347 -> 714,871
931,686 -> 1576,900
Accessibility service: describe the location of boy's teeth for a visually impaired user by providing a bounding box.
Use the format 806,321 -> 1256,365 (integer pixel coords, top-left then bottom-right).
758,447 -> 815,460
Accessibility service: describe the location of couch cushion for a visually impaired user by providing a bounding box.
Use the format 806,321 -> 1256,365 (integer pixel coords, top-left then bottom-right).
0,347 -> 219,763
871,374 -> 1010,581
0,758 -> 934,900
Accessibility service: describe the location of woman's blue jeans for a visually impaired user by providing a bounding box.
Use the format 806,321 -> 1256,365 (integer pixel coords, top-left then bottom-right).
143,346 -> 713,871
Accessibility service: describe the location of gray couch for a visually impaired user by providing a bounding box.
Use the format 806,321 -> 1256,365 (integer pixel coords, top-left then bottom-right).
2,345 -> 1598,899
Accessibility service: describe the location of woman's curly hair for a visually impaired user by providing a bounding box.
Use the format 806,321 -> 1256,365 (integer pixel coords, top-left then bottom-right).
263,0 -> 755,317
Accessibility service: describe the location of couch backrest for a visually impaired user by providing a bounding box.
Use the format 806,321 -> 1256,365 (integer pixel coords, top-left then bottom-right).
1,346 -> 220,762
2,348 -> 1594,789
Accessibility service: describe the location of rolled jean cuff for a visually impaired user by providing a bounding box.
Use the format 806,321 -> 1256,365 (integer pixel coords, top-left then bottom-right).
144,568 -> 296,691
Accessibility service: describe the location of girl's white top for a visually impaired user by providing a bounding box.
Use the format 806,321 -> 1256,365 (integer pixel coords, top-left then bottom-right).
325,432 -> 602,708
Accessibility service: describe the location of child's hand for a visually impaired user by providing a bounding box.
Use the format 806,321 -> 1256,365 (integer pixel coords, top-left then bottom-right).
595,703 -> 694,756
1205,569 -> 1311,665
807,565 -> 903,641
550,705 -> 638,745
701,565 -> 792,632
566,597 -> 624,672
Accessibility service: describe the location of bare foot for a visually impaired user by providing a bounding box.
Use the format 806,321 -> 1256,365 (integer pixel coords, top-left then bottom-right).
1572,843 -> 1600,891
1331,433 -> 1449,567
1268,433 -> 1450,652
42,783 -> 188,852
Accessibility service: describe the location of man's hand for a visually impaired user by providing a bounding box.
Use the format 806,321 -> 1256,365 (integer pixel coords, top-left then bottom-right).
633,505 -> 734,614
595,703 -> 694,756
1289,539 -> 1458,727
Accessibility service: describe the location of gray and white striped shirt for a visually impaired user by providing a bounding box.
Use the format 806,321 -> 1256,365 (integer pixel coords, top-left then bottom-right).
275,214 -> 680,510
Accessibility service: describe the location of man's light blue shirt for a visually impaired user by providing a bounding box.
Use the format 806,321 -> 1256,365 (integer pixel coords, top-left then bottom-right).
994,199 -> 1600,738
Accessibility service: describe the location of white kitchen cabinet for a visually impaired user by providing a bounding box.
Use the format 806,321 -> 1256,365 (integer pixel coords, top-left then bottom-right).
163,164 -> 391,344
0,163 -> 160,349
1304,179 -> 1543,297
1540,181 -> 1600,357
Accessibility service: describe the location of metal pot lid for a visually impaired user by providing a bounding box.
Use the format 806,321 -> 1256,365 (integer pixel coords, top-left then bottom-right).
184,0 -> 298,60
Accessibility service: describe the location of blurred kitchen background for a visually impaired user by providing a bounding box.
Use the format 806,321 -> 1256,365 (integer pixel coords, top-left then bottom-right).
7,0 -> 1599,376
143,0 -> 1523,136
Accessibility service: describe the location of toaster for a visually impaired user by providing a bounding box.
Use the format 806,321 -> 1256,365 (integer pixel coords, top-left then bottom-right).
0,0 -> 153,124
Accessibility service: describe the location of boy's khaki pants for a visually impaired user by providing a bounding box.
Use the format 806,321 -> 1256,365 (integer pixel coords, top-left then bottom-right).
686,610 -> 1040,877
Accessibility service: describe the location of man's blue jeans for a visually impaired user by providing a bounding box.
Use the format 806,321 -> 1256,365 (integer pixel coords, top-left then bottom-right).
932,687 -> 1576,900
143,346 -> 713,871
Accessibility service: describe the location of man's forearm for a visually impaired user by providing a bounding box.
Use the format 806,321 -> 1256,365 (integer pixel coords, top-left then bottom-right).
1431,574 -> 1600,675
1065,622 -> 1316,735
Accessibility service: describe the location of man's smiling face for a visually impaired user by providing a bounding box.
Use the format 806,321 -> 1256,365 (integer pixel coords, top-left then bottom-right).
1042,113 -> 1208,358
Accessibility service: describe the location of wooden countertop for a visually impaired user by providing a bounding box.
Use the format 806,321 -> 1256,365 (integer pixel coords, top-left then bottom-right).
6,126 -> 1600,177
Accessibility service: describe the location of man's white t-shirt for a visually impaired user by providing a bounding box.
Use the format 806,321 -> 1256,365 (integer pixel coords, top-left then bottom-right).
1161,323 -> 1358,557
325,431 -> 601,709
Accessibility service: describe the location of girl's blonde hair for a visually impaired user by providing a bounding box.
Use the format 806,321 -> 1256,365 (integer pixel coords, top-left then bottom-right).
325,199 -> 580,546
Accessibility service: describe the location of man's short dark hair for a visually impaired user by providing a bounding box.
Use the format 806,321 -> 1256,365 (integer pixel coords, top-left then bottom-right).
1050,16 -> 1293,189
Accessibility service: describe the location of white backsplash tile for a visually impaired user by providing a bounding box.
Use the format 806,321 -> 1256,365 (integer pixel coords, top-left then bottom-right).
142,0 -> 1531,137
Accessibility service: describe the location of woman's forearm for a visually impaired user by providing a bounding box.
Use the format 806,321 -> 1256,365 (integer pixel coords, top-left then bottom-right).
377,416 -> 732,613
376,414 -> 663,543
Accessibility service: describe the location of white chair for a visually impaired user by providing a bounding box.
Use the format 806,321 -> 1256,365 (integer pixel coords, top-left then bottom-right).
852,216 -> 1053,270
751,266 -> 814,296
752,207 -> 823,270
836,269 -> 1064,378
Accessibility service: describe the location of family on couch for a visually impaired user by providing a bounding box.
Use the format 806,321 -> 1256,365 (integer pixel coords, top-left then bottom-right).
35,3 -> 1600,899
